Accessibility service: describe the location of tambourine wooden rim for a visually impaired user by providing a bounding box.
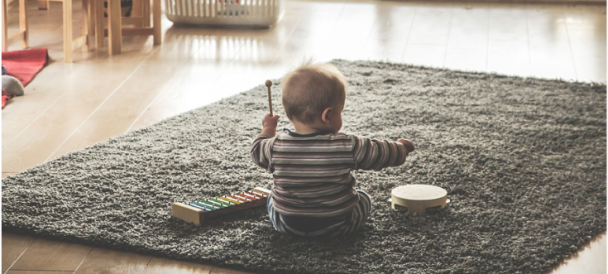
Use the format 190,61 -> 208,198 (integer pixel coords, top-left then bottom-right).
390,184 -> 449,213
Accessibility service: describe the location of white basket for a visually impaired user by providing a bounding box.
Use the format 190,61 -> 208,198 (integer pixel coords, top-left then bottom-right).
165,0 -> 285,28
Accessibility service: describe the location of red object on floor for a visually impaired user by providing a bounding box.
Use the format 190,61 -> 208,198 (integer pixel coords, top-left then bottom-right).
2,90 -> 14,108
2,48 -> 49,86
1,48 -> 48,108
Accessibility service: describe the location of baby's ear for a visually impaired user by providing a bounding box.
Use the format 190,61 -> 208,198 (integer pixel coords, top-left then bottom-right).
321,107 -> 332,124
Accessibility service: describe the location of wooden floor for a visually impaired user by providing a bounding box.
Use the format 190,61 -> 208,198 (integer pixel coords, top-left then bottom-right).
2,0 -> 606,273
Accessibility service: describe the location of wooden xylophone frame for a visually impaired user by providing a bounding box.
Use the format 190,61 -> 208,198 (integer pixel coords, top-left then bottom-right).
172,187 -> 271,225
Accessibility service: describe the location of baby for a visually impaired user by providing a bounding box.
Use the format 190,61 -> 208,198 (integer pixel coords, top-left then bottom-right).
251,61 -> 415,238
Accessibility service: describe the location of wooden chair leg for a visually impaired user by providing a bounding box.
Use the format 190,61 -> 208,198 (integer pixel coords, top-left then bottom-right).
107,0 -> 122,55
152,0 -> 160,45
94,0 -> 104,47
132,0 -> 143,27
81,0 -> 90,51
143,0 -> 150,27
19,0 -> 28,48
38,0 -> 48,10
88,0 -> 160,55
2,0 -> 8,51
3,0 -> 29,50
63,0 -> 73,62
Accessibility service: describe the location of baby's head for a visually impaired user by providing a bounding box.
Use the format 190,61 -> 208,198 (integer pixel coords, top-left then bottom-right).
281,61 -> 348,134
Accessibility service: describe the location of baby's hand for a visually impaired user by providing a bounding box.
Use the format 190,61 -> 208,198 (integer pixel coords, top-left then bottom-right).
262,113 -> 280,129
397,139 -> 415,155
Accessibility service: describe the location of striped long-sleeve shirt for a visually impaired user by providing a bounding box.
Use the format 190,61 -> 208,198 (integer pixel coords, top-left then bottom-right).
251,130 -> 408,217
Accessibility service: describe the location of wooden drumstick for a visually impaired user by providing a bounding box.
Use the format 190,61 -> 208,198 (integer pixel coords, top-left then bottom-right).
265,80 -> 273,116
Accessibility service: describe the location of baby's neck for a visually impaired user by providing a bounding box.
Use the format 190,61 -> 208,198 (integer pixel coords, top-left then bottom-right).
291,120 -> 328,135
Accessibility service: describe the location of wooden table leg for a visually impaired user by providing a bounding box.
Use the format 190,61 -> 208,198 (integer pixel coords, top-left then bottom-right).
107,0 -> 121,55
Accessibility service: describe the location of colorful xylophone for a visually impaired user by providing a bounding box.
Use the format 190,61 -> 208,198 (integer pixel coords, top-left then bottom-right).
171,187 -> 271,225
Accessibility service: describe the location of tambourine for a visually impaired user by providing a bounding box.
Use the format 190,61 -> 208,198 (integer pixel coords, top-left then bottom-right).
389,184 -> 450,213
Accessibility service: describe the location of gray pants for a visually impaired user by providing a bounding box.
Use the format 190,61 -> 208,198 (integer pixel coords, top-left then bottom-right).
267,190 -> 373,238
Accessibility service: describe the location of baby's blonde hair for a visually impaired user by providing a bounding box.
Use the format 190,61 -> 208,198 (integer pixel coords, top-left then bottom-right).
281,61 -> 347,124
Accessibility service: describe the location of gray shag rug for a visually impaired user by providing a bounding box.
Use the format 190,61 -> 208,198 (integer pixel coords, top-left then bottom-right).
3,60 -> 606,274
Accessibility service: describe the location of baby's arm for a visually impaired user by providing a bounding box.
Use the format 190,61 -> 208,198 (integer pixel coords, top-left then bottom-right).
250,114 -> 280,170
353,136 -> 415,171
397,139 -> 415,155
261,114 -> 280,137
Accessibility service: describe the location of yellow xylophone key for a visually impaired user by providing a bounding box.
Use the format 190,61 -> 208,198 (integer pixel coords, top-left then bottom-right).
220,196 -> 241,204
253,187 -> 272,196
204,199 -> 226,208
210,197 -> 233,206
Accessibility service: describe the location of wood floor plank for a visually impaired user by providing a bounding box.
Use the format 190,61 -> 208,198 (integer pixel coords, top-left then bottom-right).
2,233 -> 35,273
10,238 -> 92,271
144,257 -> 214,274
74,248 -> 151,274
